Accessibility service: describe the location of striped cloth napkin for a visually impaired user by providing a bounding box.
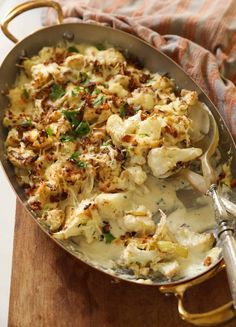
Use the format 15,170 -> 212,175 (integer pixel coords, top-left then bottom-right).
43,0 -> 236,139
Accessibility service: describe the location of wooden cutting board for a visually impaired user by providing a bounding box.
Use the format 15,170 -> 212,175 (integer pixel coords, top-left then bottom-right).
8,200 -> 236,327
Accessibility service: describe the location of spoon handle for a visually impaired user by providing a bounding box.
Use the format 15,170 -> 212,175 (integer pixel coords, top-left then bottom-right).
208,184 -> 236,310
220,229 -> 236,310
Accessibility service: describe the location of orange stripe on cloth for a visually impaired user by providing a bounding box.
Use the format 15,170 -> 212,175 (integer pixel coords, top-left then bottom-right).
104,0 -> 128,14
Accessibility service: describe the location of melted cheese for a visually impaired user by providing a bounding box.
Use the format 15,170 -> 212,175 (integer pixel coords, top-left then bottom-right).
3,42 -> 222,282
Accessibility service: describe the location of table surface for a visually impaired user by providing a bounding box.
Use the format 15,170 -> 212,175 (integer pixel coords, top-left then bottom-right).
0,1 -> 42,326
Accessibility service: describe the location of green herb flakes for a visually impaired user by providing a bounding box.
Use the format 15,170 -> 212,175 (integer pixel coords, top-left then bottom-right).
60,134 -> 75,143
75,121 -> 90,137
93,88 -> 101,95
139,133 -> 149,138
70,152 -> 86,168
93,95 -> 105,107
80,72 -> 90,84
21,118 -> 32,127
22,88 -> 29,100
96,44 -> 106,51
119,104 -> 126,118
104,231 -> 116,243
62,110 -> 81,127
68,46 -> 79,53
46,127 -> 53,136
102,139 -> 111,146
62,108 -> 90,138
49,84 -> 65,101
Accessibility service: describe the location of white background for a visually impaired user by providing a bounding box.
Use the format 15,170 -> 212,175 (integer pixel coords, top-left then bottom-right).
0,1 -> 43,325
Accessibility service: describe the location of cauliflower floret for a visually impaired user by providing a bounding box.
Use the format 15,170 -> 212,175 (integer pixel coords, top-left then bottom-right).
162,115 -> 192,145
122,205 -> 155,235
155,212 -> 176,242
125,166 -> 147,185
150,75 -> 174,91
176,227 -> 215,252
96,192 -> 131,220
108,83 -> 128,97
54,204 -> 102,243
128,89 -> 155,111
122,241 -> 159,266
7,146 -> 38,168
181,89 -> 198,106
107,113 -> 163,151
31,63 -> 70,88
95,48 -> 125,66
112,74 -> 129,88
23,46 -> 54,76
22,129 -> 53,149
44,160 -> 94,199
136,115 -> 164,141
64,53 -> 85,70
148,146 -> 202,178
41,209 -> 65,231
106,114 -> 125,146
124,111 -> 142,133
5,128 -> 20,147
97,164 -> 146,193
153,260 -> 180,278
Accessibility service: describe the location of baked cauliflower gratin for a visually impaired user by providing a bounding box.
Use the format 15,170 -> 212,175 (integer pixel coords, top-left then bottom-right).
3,43 -> 221,281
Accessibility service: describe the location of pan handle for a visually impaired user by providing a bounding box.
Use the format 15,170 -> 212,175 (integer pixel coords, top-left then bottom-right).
159,260 -> 235,326
1,0 -> 63,43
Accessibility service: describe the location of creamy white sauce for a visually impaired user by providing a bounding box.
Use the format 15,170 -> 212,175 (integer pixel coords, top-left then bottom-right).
75,175 -> 218,280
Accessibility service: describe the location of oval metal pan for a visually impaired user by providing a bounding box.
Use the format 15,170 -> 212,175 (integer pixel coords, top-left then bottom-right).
0,23 -> 235,286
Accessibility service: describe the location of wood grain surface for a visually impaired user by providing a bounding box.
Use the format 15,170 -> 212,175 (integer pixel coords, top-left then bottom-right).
8,200 -> 236,327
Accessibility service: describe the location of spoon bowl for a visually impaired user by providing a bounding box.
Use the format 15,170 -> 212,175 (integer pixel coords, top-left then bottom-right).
185,101 -> 236,310
188,101 -> 219,188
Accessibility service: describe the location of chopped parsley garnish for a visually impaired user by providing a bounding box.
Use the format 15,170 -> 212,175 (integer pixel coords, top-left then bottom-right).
62,109 -> 90,138
49,84 -> 65,101
75,86 -> 85,92
70,152 -> 86,168
60,133 -> 75,142
102,139 -> 111,146
104,231 -> 116,243
75,121 -> 90,137
22,88 -> 29,100
96,43 -> 106,51
119,104 -> 126,117
93,95 -> 105,107
62,110 -> 81,127
70,151 -> 81,160
21,118 -> 32,127
92,87 -> 101,95
80,72 -> 90,84
68,46 -> 79,53
46,127 -> 53,136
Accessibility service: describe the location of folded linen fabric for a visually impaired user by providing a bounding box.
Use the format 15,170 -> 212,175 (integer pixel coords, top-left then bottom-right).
43,0 -> 236,139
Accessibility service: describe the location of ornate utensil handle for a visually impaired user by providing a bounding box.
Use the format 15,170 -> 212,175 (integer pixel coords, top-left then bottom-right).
208,184 -> 236,310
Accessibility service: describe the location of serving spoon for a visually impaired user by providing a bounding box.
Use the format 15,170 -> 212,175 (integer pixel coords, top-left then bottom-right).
182,102 -> 236,309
